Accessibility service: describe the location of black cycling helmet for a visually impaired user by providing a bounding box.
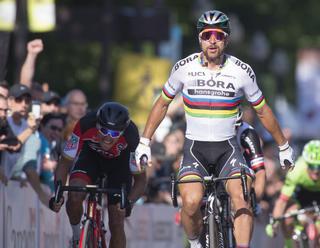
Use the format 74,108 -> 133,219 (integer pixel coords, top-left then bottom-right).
96,102 -> 130,131
197,10 -> 230,35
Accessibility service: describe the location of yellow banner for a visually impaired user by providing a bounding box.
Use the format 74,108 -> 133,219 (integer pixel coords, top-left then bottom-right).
0,0 -> 16,31
114,53 -> 171,131
28,0 -> 56,32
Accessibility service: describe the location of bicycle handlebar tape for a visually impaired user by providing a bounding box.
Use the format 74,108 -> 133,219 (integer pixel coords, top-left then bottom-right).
240,168 -> 248,202
171,174 -> 178,208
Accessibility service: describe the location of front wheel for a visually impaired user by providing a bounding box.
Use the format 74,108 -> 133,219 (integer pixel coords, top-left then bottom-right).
79,219 -> 96,248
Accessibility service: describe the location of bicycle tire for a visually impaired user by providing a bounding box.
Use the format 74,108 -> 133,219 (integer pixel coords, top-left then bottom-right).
208,213 -> 223,248
80,219 -> 96,248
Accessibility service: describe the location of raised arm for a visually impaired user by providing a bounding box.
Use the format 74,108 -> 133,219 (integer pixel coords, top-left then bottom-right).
20,39 -> 44,87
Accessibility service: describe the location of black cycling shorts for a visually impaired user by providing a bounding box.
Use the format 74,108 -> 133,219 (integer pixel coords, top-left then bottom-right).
294,187 -> 320,208
177,137 -> 254,181
70,144 -> 132,205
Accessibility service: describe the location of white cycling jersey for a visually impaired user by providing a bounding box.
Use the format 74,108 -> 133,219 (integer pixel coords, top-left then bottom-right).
161,52 -> 266,141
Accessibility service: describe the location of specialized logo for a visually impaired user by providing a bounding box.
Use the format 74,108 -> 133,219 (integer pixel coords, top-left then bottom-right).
173,54 -> 199,71
234,59 -> 256,82
230,158 -> 237,167
193,162 -> 199,168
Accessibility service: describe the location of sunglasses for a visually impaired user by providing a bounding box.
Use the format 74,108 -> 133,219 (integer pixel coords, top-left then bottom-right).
199,29 -> 228,42
15,96 -> 31,104
308,164 -> 320,171
97,125 -> 123,138
46,100 -> 60,106
49,125 -> 63,132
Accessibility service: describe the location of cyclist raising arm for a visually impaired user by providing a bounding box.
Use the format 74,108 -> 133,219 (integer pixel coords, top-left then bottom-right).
50,102 -> 147,248
135,10 -> 294,248
268,140 -> 320,246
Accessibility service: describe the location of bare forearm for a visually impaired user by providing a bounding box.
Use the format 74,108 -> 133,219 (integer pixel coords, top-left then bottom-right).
256,105 -> 286,146
272,197 -> 287,218
20,53 -> 37,87
254,170 -> 266,201
129,173 -> 147,202
142,96 -> 170,139
55,156 -> 72,186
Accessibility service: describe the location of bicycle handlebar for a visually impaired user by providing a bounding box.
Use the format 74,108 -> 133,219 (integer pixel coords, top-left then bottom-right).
270,203 -> 320,224
54,180 -> 127,209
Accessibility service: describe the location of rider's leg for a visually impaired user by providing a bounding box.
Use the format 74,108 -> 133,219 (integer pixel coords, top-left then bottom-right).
66,178 -> 87,241
226,177 -> 253,247
179,182 -> 204,247
281,203 -> 299,247
108,204 -> 126,248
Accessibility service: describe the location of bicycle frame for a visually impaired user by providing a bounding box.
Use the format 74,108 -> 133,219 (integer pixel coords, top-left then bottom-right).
171,168 -> 249,248
55,180 -> 127,248
270,203 -> 320,248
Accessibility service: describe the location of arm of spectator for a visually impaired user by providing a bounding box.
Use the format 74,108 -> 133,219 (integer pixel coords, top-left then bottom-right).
17,113 -> 38,144
20,39 -> 44,87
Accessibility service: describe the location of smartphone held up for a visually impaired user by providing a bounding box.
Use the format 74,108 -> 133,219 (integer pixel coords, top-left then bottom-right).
31,101 -> 41,119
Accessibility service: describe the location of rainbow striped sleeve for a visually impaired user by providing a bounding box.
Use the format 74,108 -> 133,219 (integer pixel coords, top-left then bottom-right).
250,95 -> 266,110
161,84 -> 175,102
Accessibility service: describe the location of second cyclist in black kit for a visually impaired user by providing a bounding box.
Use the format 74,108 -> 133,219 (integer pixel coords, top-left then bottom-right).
50,102 -> 147,248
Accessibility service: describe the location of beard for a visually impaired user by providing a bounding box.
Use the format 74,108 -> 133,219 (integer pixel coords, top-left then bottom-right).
0,117 -> 8,135
0,117 -> 8,129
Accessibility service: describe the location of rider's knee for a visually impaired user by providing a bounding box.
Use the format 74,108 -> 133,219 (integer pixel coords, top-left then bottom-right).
182,195 -> 202,215
67,192 -> 85,206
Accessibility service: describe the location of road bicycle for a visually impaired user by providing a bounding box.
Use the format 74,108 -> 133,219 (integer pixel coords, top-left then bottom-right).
54,178 -> 127,248
171,167 -> 249,248
268,202 -> 320,248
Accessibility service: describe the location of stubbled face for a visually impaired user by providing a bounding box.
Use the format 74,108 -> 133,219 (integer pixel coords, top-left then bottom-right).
199,29 -> 228,64
8,94 -> 31,118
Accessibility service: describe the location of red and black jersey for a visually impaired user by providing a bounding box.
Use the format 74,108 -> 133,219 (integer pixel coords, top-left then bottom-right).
63,111 -> 139,160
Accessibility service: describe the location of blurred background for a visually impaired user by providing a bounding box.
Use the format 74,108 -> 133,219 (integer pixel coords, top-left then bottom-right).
1,0 -> 320,247
1,0 -> 319,137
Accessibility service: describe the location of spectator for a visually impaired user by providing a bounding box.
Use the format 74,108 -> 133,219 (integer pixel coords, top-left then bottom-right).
39,113 -> 64,191
61,89 -> 88,141
41,90 -> 61,115
4,84 -> 50,206
0,80 -> 9,98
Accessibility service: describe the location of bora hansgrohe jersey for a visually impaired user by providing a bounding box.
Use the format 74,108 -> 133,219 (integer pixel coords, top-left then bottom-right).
161,53 -> 266,142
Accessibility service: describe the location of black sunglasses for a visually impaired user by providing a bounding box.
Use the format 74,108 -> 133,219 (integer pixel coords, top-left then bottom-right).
49,125 -> 63,132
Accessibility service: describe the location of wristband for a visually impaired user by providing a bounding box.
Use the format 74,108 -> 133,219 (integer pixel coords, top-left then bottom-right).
139,137 -> 151,146
278,141 -> 289,151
